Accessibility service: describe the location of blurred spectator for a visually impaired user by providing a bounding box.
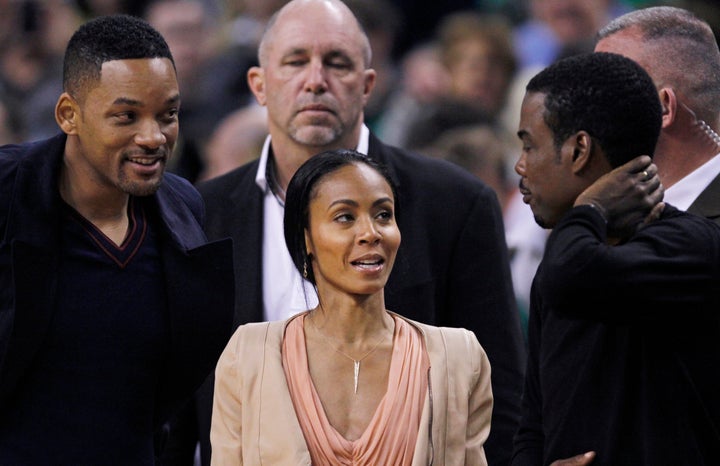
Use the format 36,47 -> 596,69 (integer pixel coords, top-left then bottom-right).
144,0 -> 219,182
438,12 -> 517,121
422,124 -> 514,209
513,0 -> 624,70
0,0 -> 81,142
386,0 -> 476,59
405,100 -> 493,151
199,102 -> 267,181
181,0 -> 284,169
223,0 -> 289,49
344,0 -> 403,132
74,0 -> 124,16
206,0 -> 289,105
384,11 -> 519,151
421,123 -> 546,338
374,42 -> 450,147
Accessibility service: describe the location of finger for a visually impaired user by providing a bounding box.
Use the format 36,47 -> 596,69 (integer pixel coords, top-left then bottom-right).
550,451 -> 596,466
605,155 -> 649,180
642,202 -> 666,226
624,155 -> 653,174
637,163 -> 660,182
645,178 -> 664,202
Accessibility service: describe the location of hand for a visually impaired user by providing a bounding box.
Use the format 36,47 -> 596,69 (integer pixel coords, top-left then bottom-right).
550,451 -> 596,465
574,155 -> 664,239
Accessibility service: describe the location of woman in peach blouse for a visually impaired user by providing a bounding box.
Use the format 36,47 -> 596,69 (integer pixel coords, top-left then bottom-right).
210,150 -> 493,465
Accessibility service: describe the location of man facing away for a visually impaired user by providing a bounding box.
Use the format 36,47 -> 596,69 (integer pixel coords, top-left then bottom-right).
193,0 -> 526,464
595,6 -> 720,225
0,15 -> 234,464
511,52 -> 720,465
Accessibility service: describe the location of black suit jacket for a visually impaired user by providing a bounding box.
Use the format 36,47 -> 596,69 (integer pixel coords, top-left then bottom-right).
688,171 -> 720,225
513,205 -> 720,465
196,133 -> 526,465
0,135 -> 235,460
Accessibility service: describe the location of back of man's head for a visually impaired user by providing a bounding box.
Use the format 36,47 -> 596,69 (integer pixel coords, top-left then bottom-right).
527,52 -> 661,168
597,6 -> 720,124
63,14 -> 174,101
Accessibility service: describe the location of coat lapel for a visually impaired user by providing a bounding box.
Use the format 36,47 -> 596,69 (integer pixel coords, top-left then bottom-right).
200,162 -> 265,327
230,175 -> 265,326
259,320 -> 312,464
688,171 -> 720,225
0,135 -> 65,408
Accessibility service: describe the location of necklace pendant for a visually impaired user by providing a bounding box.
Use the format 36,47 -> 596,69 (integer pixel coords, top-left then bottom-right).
353,360 -> 360,394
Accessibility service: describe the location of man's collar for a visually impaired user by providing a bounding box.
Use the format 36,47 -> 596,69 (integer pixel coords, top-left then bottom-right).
255,135 -> 273,193
664,152 -> 720,210
254,125 -> 371,191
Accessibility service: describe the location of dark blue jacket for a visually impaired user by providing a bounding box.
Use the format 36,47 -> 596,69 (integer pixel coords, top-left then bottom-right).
0,134 -> 234,439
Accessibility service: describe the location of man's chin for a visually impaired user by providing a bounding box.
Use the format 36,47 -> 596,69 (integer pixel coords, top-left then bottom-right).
290,125 -> 341,148
121,179 -> 163,197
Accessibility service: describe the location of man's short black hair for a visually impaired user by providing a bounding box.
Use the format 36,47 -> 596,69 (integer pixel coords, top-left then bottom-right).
527,52 -> 661,168
63,14 -> 175,100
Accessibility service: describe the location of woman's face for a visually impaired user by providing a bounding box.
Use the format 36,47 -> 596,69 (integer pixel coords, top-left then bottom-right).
448,38 -> 511,115
304,163 -> 400,298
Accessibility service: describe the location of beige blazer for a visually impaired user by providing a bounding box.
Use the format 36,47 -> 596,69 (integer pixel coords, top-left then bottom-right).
210,313 -> 493,465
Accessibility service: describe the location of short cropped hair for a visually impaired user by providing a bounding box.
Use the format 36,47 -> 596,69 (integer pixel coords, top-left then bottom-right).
284,150 -> 397,286
526,52 -> 661,168
63,14 -> 174,100
597,6 -> 720,124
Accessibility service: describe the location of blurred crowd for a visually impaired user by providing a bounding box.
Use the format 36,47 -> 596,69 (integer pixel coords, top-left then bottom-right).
2,0 -> 719,333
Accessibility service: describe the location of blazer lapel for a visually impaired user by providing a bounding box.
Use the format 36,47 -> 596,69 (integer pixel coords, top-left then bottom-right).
258,320 -> 312,464
200,162 -> 265,326
232,180 -> 265,326
0,242 -> 58,408
367,133 -> 401,189
688,171 -> 720,225
0,135 -> 65,409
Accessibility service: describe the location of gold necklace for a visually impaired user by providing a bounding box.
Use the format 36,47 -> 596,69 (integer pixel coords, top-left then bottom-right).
307,314 -> 389,395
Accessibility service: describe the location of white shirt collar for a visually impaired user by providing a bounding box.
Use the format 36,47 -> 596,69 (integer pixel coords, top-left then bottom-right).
663,153 -> 720,210
255,135 -> 273,193
357,124 -> 370,154
254,124 -> 370,191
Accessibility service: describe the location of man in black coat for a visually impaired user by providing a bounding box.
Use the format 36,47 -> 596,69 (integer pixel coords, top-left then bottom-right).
187,0 -> 525,464
512,52 -> 720,465
0,16 -> 234,464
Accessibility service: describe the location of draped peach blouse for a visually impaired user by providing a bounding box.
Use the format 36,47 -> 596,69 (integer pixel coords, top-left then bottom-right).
282,313 -> 429,465
210,313 -> 492,466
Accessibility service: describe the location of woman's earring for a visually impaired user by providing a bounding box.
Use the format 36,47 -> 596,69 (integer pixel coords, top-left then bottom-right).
303,260 -> 308,279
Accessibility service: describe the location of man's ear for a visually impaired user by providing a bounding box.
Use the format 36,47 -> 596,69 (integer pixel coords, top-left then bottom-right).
565,131 -> 593,175
247,66 -> 267,106
55,93 -> 79,135
361,68 -> 377,105
658,87 -> 677,129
